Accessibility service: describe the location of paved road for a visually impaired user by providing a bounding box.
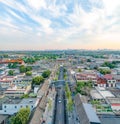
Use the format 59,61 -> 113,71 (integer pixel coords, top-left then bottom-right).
55,87 -> 65,124
58,66 -> 64,80
54,66 -> 65,124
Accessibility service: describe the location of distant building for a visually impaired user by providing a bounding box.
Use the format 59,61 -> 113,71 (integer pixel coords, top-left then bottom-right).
97,74 -> 117,88
97,77 -> 107,87
104,74 -> 116,87
75,73 -> 97,83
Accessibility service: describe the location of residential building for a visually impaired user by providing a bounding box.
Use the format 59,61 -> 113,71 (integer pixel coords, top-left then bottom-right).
0,98 -> 39,115
74,94 -> 101,124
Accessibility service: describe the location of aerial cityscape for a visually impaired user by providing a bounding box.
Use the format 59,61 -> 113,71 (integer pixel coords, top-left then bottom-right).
0,0 -> 120,124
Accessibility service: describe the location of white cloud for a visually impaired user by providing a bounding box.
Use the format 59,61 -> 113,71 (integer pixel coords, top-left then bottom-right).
0,0 -> 120,50
27,0 -> 46,10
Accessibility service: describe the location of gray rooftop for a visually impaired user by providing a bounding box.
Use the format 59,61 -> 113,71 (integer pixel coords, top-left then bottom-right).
83,103 -> 101,123
0,115 -> 8,123
1,97 -> 37,105
20,98 -> 37,104
99,115 -> 120,124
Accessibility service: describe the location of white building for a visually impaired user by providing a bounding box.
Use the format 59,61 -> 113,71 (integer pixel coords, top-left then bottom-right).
107,97 -> 120,111
0,98 -> 39,115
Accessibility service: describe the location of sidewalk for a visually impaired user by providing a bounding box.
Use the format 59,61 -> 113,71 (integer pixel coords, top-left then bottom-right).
43,87 -> 56,124
68,105 -> 80,124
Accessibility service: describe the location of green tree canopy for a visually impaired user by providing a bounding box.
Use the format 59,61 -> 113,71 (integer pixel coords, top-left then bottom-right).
42,70 -> 51,78
102,61 -> 116,69
10,107 -> 30,124
8,62 -> 18,69
8,70 -> 14,76
98,68 -> 111,75
19,65 -> 26,73
19,65 -> 32,73
32,76 -> 44,86
26,71 -> 32,76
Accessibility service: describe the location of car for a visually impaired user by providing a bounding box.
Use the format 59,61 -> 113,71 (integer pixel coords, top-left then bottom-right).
58,100 -> 62,103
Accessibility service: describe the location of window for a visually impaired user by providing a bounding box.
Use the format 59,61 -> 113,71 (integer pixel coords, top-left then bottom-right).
4,106 -> 6,108
21,105 -> 22,108
4,110 -> 6,112
15,106 -> 17,108
31,105 -> 33,108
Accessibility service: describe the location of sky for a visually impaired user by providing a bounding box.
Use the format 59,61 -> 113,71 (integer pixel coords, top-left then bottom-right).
0,0 -> 120,50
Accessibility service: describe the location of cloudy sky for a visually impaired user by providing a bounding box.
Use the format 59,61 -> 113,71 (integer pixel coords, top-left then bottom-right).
0,0 -> 120,50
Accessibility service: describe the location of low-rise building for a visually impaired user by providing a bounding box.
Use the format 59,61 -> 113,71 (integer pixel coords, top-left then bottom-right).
4,84 -> 31,97
104,74 -> 116,87
75,73 -> 97,83
0,98 -> 39,115
106,97 -> 120,112
75,94 -> 101,124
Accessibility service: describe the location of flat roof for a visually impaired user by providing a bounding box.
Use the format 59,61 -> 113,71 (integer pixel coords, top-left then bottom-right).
99,115 -> 120,124
83,103 -> 101,123
20,98 -> 37,104
0,115 -> 8,123
106,97 -> 120,104
90,90 -> 103,99
2,98 -> 37,104
99,90 -> 115,98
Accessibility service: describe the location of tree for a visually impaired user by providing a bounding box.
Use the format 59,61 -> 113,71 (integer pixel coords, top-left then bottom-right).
87,59 -> 91,62
65,83 -> 73,112
19,65 -> 32,73
78,68 -> 82,72
8,70 -> 14,76
3,54 -> 8,58
32,76 -> 44,86
8,63 -> 18,69
98,68 -> 111,75
75,81 -> 93,96
102,61 -> 116,69
26,71 -> 32,76
26,66 -> 32,72
19,65 -> 26,73
10,107 -> 30,124
42,70 -> 51,78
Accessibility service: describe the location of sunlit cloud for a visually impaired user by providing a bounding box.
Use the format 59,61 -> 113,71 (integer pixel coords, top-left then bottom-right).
0,0 -> 120,50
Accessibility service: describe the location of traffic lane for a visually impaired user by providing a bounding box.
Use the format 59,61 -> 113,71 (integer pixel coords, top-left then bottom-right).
55,88 -> 65,124
58,67 -> 64,80
58,71 -> 63,80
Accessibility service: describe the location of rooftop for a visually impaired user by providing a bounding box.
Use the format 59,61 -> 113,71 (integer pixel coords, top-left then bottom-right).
0,115 -> 8,124
90,90 -> 103,99
0,97 -> 37,105
83,103 -> 101,123
98,90 -> 115,99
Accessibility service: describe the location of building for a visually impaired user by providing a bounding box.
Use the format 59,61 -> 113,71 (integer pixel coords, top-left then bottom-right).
0,98 -> 39,115
0,76 -> 16,88
106,97 -> 120,112
96,87 -> 115,99
75,73 -> 97,83
97,77 -> 107,87
104,74 -> 116,87
0,115 -> 8,124
75,94 -> 101,124
90,90 -> 104,101
4,84 -> 31,97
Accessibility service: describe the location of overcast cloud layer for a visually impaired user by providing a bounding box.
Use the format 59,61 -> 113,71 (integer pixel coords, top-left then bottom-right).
0,0 -> 120,50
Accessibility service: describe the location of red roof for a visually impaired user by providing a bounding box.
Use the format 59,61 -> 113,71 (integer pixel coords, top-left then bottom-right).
112,103 -> 120,106
104,74 -> 113,80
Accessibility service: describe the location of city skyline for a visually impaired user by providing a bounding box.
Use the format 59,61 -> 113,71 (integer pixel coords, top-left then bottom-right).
0,0 -> 120,50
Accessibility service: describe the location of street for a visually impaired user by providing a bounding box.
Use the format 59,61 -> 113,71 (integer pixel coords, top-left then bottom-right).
54,66 -> 65,124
